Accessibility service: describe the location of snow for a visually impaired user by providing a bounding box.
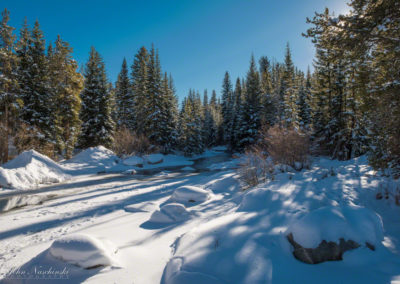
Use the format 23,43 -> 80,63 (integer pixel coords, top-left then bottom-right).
286,205 -> 384,248
180,166 -> 195,171
63,146 -> 119,174
49,234 -> 118,269
1,153 -> 400,284
149,203 -> 191,223
145,154 -> 164,164
122,156 -> 144,166
170,185 -> 211,205
0,150 -> 69,190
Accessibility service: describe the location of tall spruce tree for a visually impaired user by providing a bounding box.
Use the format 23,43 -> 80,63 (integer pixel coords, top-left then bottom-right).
79,47 -> 115,148
21,20 -> 53,143
221,71 -> 234,144
115,58 -> 133,128
239,55 -> 262,148
48,35 -> 83,158
131,46 -> 150,135
0,9 -> 19,162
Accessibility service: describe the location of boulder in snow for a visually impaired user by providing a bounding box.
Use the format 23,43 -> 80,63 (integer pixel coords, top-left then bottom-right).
286,206 -> 383,264
145,154 -> 164,165
149,203 -> 191,223
123,156 -> 144,167
170,185 -> 210,205
49,234 -> 118,269
0,150 -> 68,189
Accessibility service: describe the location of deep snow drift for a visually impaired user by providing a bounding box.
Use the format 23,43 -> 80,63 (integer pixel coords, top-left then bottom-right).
0,150 -> 69,190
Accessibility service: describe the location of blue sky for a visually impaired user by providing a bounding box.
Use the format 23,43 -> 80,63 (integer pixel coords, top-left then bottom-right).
1,0 -> 349,100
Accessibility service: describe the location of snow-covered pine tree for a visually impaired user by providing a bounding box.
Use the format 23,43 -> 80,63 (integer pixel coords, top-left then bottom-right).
179,90 -> 204,156
281,43 -> 298,125
47,35 -> 84,158
131,46 -> 150,135
115,58 -> 133,129
230,78 -> 244,150
259,56 -> 276,126
79,47 -> 115,148
221,71 -> 234,144
238,55 -> 262,149
146,45 -> 164,145
20,20 -> 53,144
0,9 -> 19,162
158,72 -> 178,153
297,67 -> 312,129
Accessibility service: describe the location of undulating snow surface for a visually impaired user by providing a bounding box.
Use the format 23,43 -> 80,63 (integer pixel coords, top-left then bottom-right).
0,150 -> 69,190
0,153 -> 400,284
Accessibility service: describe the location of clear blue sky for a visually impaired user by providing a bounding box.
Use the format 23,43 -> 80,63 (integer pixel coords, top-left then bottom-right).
1,0 -> 349,100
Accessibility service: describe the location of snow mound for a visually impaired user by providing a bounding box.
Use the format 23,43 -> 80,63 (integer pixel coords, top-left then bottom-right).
149,203 -> 191,223
49,234 -> 118,269
123,156 -> 144,166
68,146 -> 117,165
286,206 -> 384,248
181,166 -> 195,171
170,185 -> 210,205
0,150 -> 68,189
145,154 -> 164,164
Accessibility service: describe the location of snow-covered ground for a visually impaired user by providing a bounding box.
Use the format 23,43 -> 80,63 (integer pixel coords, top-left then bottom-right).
0,152 -> 400,283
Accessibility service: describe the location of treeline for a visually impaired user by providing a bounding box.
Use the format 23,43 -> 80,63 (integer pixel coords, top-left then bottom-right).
1,0 -> 399,176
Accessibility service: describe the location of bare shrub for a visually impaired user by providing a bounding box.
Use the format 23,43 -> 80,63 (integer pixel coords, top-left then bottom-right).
238,146 -> 274,189
262,123 -> 310,170
13,123 -> 55,158
112,127 -> 154,157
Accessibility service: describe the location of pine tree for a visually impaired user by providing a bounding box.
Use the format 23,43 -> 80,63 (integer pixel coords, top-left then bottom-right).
179,90 -> 204,155
0,9 -> 19,162
231,78 -> 244,150
281,43 -> 298,125
297,67 -> 312,129
131,46 -> 150,135
48,35 -> 84,158
79,47 -> 115,148
221,71 -> 234,144
20,20 -> 53,144
239,55 -> 262,148
259,56 -> 276,126
115,58 -> 133,128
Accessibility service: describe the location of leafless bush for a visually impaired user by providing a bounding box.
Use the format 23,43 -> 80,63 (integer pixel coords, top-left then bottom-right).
13,123 -> 55,158
238,146 -> 274,189
261,123 -> 310,170
112,127 -> 154,157
376,183 -> 400,206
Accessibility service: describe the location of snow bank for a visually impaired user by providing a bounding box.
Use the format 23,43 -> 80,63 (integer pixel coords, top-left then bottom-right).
67,146 -> 118,166
0,150 -> 68,189
287,206 -> 384,248
123,156 -> 144,166
145,153 -> 164,164
64,146 -> 120,174
149,203 -> 191,223
170,185 -> 210,205
49,234 -> 118,269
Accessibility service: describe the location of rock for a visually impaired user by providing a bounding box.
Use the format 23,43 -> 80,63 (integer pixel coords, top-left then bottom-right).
287,233 -> 361,264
